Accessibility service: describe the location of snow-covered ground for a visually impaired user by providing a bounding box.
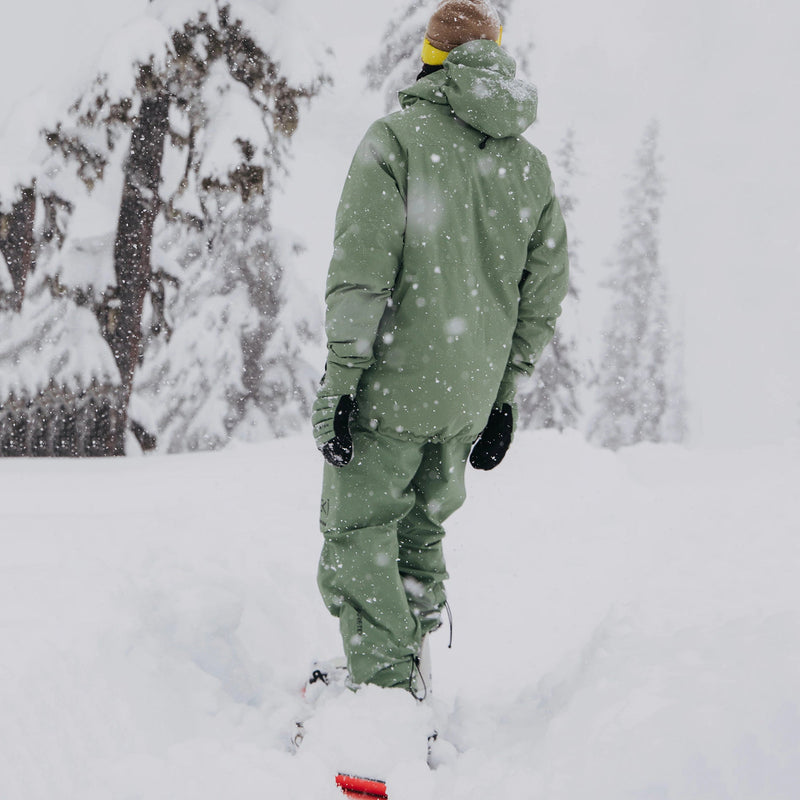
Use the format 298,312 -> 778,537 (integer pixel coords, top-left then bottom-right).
3,432 -> 799,799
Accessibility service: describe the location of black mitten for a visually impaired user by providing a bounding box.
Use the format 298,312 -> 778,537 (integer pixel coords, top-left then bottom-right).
469,403 -> 514,470
321,395 -> 356,467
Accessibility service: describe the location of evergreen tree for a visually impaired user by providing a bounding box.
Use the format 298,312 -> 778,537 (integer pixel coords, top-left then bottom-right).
661,326 -> 689,444
123,7 -> 325,451
516,128 -> 583,431
1,1 -> 327,455
0,187 -> 36,312
0,163 -> 125,456
590,120 -> 684,449
133,188 -> 317,451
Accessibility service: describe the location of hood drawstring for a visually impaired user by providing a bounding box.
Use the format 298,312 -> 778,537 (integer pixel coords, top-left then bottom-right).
410,654 -> 428,701
444,600 -> 454,648
409,603 -> 453,700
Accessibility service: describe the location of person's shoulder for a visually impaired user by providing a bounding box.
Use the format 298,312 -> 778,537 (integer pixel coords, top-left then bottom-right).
362,105 -> 414,137
510,135 -> 554,179
514,135 -> 549,164
354,115 -> 409,168
359,103 -> 432,155
376,101 -> 430,135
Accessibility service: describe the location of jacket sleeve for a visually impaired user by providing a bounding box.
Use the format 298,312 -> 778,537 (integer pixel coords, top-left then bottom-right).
322,121 -> 407,395
497,178 -> 570,404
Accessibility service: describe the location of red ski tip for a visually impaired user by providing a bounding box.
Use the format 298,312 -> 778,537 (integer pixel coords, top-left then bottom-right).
335,773 -> 388,799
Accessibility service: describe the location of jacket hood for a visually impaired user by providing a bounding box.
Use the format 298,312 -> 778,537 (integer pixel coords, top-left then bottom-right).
398,39 -> 538,139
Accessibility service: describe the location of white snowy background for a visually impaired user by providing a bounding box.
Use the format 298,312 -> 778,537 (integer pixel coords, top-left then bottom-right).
2,0 -> 798,445
1,1 -> 799,798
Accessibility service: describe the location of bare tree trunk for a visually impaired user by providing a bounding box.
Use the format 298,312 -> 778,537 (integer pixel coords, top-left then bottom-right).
106,70 -> 170,454
0,187 -> 36,311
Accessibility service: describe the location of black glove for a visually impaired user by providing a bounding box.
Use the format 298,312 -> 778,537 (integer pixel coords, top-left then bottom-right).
469,403 -> 514,470
313,394 -> 356,467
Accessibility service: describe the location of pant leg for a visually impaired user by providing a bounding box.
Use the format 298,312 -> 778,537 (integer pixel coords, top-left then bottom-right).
317,428 -> 426,689
397,436 -> 472,635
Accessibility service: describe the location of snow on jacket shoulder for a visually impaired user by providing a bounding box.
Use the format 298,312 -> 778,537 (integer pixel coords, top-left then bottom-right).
324,40 -> 569,441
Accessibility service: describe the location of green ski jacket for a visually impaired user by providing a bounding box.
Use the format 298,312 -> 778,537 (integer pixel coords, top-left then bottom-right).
324,40 -> 569,441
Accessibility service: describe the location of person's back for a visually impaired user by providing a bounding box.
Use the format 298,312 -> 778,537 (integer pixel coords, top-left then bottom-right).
338,39 -> 563,440
307,4 -> 569,784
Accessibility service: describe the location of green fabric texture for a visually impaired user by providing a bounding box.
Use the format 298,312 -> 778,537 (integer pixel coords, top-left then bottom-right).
318,426 -> 472,688
495,372 -> 519,406
320,362 -> 362,396
323,39 -> 569,441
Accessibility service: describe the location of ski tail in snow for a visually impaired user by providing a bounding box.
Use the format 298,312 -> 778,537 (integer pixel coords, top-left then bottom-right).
335,773 -> 388,799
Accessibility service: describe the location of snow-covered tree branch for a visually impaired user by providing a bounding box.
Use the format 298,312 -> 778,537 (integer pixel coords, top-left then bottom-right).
0,0 -> 328,456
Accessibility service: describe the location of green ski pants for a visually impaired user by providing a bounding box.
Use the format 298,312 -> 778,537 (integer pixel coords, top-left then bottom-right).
318,426 -> 472,689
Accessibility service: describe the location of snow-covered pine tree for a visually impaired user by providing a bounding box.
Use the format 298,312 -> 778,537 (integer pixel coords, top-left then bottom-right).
134,186 -> 317,451
0,145 -> 125,457
590,120 -> 684,449
365,0 -> 520,112
126,5 -> 326,451
660,326 -> 689,444
19,1 -> 326,454
0,187 -> 36,312
516,128 -> 583,431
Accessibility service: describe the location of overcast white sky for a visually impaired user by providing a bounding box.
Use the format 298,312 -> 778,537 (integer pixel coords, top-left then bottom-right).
1,0 -> 798,446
